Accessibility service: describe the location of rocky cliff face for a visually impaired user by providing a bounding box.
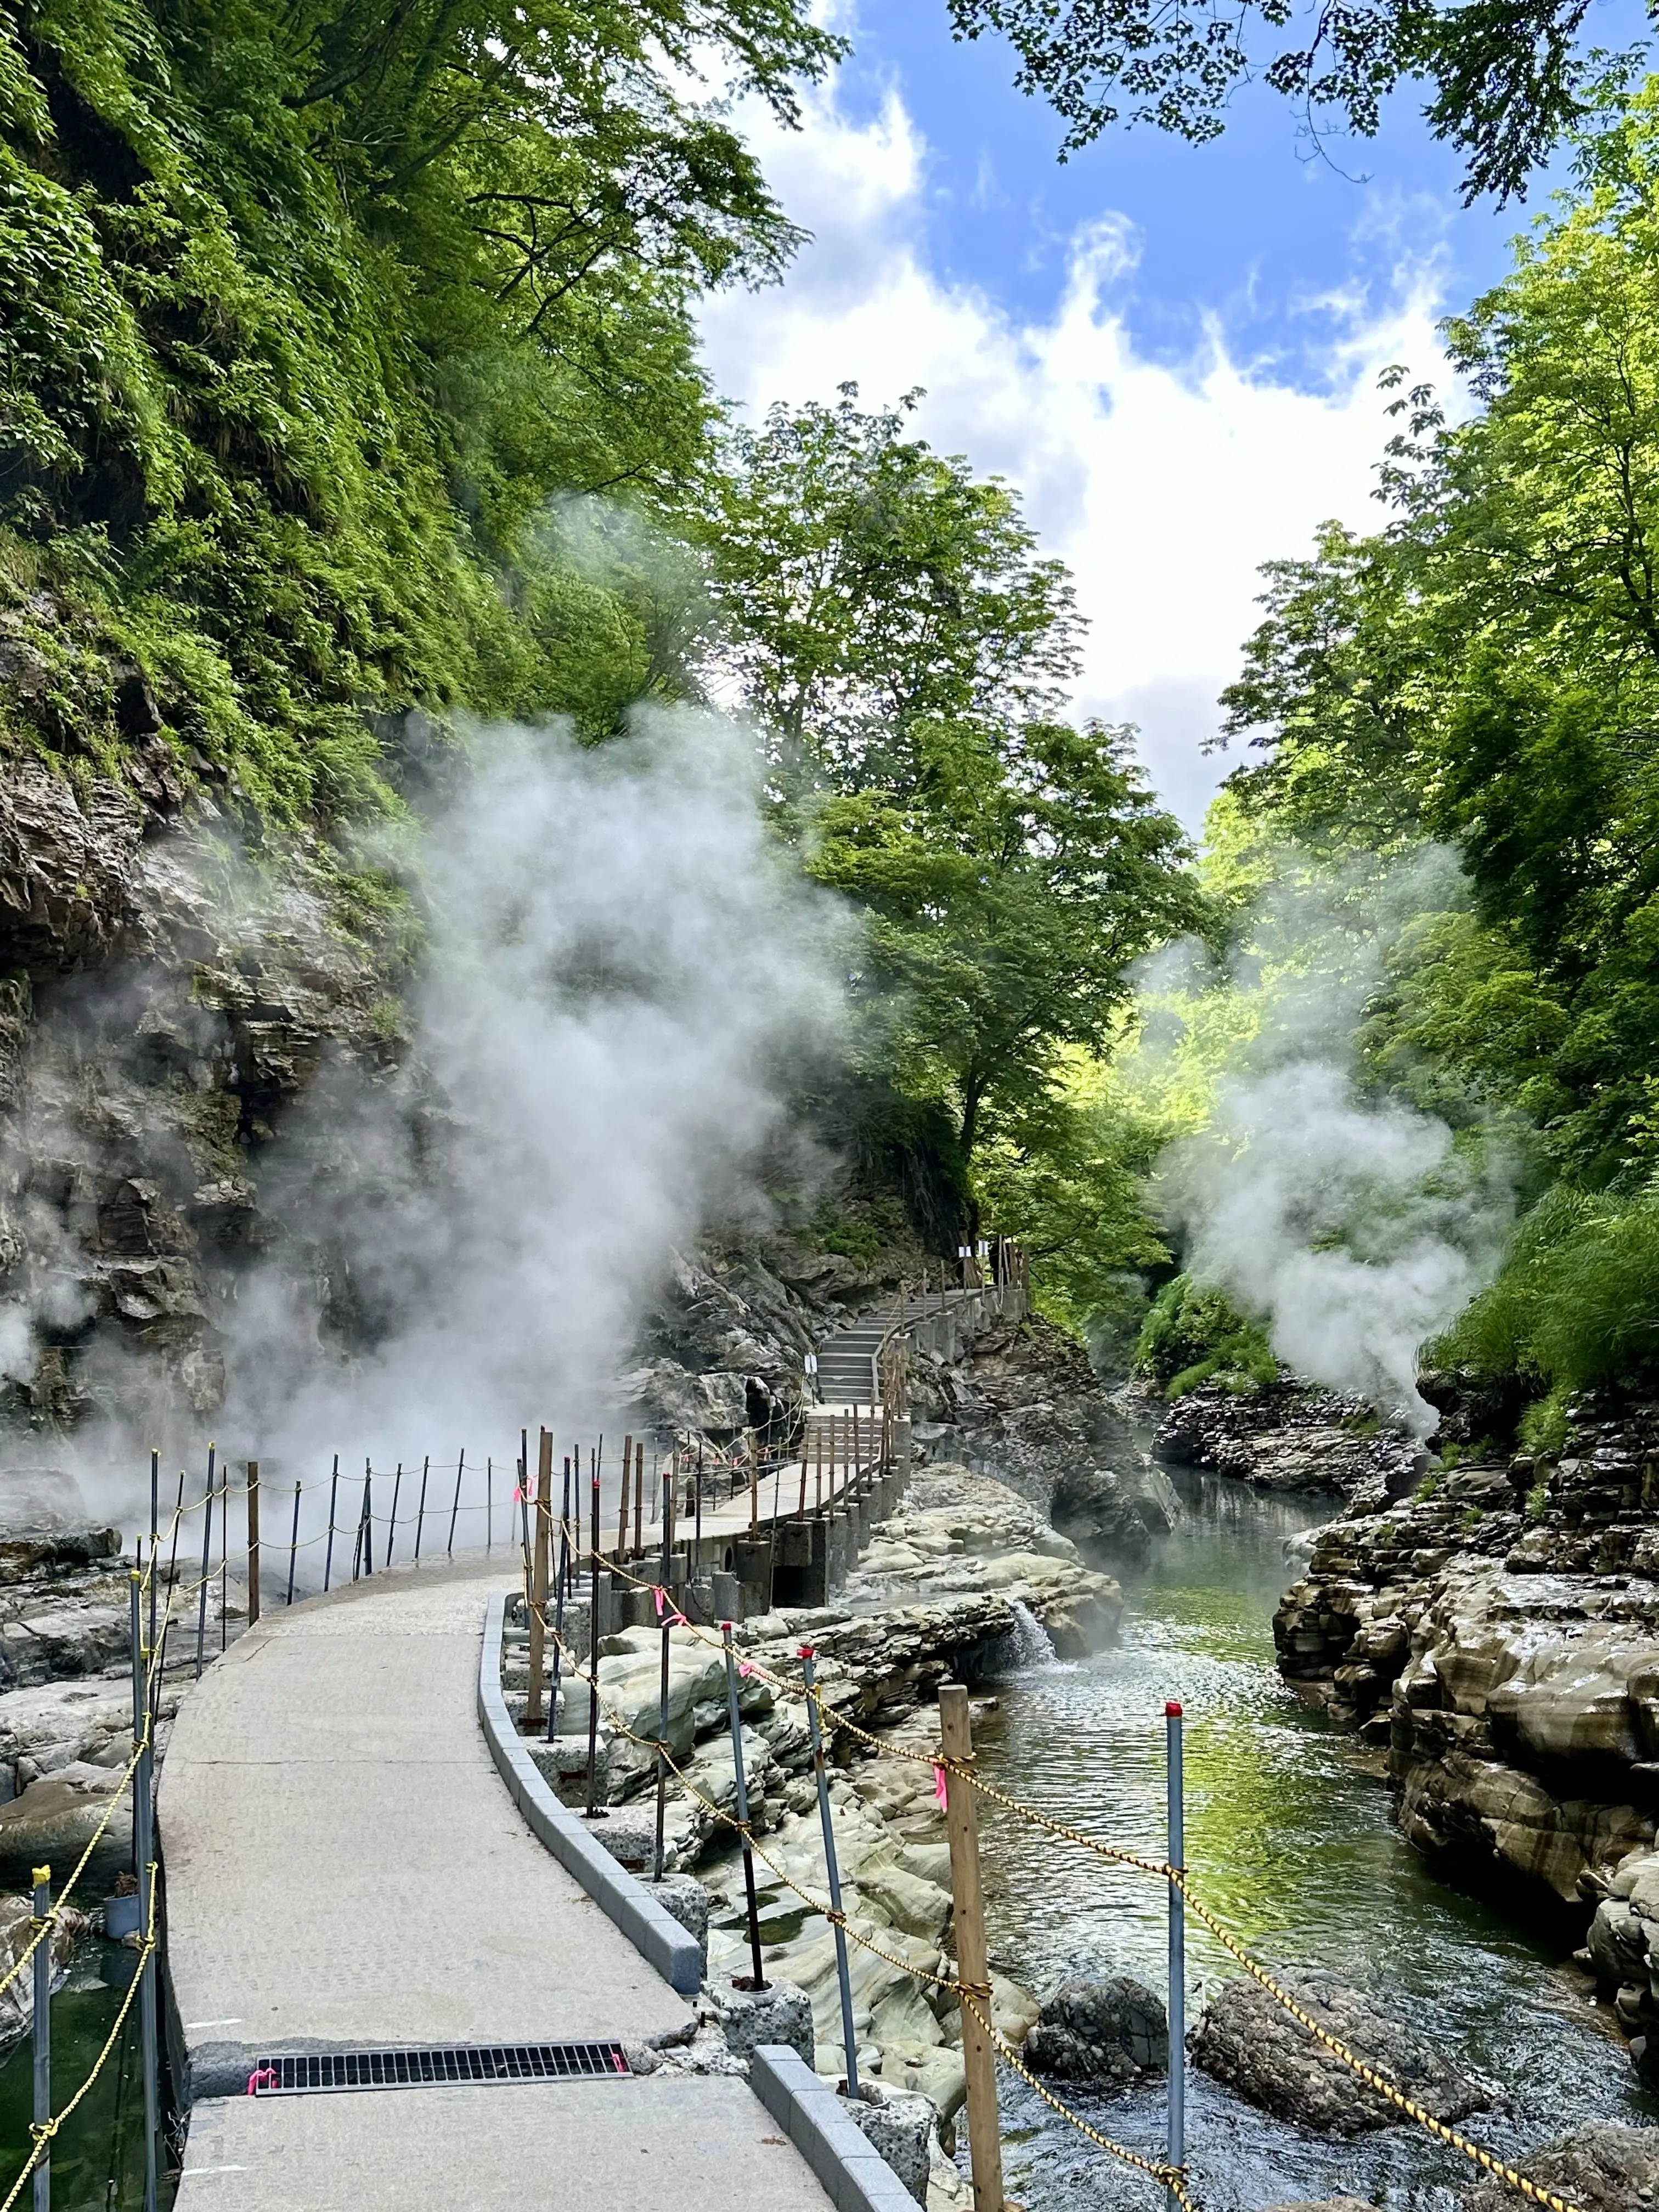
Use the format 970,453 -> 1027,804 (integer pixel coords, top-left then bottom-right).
0,759 -> 389,1442
1269,1394 -> 1659,2080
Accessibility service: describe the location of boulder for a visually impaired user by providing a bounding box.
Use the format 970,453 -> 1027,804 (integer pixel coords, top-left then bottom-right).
1261,2202 -> 1378,2212
1025,1976 -> 1168,2083
1462,2122 -> 1659,2212
0,1890 -> 89,2048
0,1761 -> 132,1885
1189,1971 -> 1492,2136
1050,1463 -> 1181,1566
705,1975 -> 814,2068
845,2084 -> 938,2206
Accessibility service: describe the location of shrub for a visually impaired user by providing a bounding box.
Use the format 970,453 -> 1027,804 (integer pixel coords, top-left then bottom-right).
1135,1273 -> 1279,1397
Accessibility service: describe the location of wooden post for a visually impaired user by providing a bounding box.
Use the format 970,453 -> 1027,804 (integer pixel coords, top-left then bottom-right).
525,1428 -> 553,1728
815,1421 -> 822,1513
246,1460 -> 260,1628
618,1434 -> 633,1558
939,1683 -> 1004,2212
748,1430 -> 759,1537
634,1441 -> 644,1556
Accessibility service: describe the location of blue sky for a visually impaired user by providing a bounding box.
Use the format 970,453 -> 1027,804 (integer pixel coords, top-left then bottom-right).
699,0 -> 1647,827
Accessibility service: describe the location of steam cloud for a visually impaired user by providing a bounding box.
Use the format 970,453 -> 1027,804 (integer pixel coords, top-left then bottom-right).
221,708 -> 847,1487
1141,850 -> 1512,1432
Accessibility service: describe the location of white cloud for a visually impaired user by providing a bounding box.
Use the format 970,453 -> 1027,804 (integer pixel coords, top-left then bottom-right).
700,83 -> 1451,831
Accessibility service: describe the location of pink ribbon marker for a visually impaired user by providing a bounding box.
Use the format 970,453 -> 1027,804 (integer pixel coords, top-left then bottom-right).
653,1585 -> 666,1620
933,1762 -> 949,1810
246,2066 -> 278,2096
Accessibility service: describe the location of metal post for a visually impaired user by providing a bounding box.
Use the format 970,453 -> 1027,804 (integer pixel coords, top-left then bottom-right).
526,1430 -> 552,1730
548,1455 -> 571,1746
652,1466 -> 674,1881
617,1434 -> 632,1558
387,1464 -> 403,1566
939,1683 -> 1003,2212
130,1571 -> 159,2212
219,1455 -> 228,1650
584,1452 -> 603,1816
634,1441 -> 644,1557
246,1460 -> 260,1628
362,1461 -> 374,1576
286,1483 -> 301,1606
694,1438 -> 703,1579
147,1449 -> 159,1702
487,1455 -> 493,1553
801,1647 -> 859,2099
722,1623 -> 767,1990
1166,1700 -> 1186,2212
31,1863 -> 50,2212
324,1454 -> 340,1591
414,1456 -> 429,1562
448,1448 -> 465,1558
194,1444 -> 215,1679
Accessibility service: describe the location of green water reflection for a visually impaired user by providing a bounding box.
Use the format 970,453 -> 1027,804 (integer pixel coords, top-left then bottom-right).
0,1944 -> 162,2211
975,1469 -> 1651,2210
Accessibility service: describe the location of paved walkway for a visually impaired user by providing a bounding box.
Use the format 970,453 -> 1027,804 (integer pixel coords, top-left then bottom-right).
159,1555 -> 837,2209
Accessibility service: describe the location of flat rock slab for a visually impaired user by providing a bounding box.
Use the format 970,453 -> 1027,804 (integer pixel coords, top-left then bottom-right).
159,1557 -> 688,2093
172,2073 -> 834,2211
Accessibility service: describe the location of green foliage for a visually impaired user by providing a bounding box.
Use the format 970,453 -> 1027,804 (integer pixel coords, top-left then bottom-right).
0,0 -> 836,823
945,0 -> 1594,200
1134,1273 -> 1279,1397
1525,1477 -> 1551,1520
1414,1471 -> 1440,1500
807,1195 -> 910,1263
706,388 -> 1205,1218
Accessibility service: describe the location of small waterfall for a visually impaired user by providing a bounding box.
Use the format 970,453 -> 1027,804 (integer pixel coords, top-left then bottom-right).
1009,1598 -> 1057,1667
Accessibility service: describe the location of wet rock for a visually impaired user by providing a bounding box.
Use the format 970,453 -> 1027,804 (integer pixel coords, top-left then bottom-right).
1260,2200 -> 1377,2211
0,1890 -> 90,2049
1154,1383 -> 1421,1499
851,1469 -> 1122,1655
1189,1971 -> 1492,2136
1462,2121 -> 1659,2211
1025,1976 -> 1168,2082
0,1760 -> 133,1886
1049,1462 -> 1181,1567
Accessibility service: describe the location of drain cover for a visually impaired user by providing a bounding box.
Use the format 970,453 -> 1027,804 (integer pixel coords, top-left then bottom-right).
250,2042 -> 630,2094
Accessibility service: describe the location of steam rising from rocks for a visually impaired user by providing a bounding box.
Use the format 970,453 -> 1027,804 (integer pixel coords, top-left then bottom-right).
1140,850 -> 1512,1432
222,709 -> 846,1478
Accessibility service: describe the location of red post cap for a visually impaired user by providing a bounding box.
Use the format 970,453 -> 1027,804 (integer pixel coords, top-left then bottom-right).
1165,1700 -> 1183,1718
798,1643 -> 815,1659
720,1620 -> 733,1634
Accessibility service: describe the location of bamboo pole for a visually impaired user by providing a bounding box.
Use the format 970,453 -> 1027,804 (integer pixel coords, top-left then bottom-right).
525,1427 -> 553,1729
939,1684 -> 1004,2212
245,1460 -> 260,1628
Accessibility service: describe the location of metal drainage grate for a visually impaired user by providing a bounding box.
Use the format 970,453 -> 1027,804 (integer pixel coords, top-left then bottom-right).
250,2042 -> 630,2095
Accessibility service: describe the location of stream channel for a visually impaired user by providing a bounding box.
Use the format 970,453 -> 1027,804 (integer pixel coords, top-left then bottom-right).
974,1464 -> 1654,2210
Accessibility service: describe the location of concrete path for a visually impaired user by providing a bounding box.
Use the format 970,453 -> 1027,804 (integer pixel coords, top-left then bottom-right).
159,1555 -> 838,2210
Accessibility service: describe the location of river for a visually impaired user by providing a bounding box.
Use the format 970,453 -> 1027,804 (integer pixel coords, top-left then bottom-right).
974,1466 -> 1654,2209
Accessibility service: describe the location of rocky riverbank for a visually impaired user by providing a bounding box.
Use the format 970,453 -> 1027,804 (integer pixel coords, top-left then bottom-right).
1268,1388 -> 1659,2084
1149,1379 -> 1424,1504
502,1462 -> 1126,2187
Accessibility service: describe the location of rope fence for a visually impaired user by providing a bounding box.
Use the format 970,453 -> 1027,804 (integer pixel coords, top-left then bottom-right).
516,1540 -> 1584,2212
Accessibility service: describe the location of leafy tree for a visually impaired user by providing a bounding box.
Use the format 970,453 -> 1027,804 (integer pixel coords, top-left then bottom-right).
946,0 -> 1598,203
707,390 -> 1203,1259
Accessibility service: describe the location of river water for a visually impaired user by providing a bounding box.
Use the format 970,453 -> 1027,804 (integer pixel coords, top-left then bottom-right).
974,1466 -> 1654,2210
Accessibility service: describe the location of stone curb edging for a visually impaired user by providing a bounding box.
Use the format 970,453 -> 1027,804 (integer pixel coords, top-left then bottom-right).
749,2046 -> 923,2212
477,1590 -> 702,1996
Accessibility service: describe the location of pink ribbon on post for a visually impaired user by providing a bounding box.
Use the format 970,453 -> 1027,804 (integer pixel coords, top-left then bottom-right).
933,1762 -> 949,1811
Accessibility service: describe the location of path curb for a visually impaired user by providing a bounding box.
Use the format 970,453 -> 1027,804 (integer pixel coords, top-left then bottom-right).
477,1592 -> 702,1996
749,2046 -> 923,2212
